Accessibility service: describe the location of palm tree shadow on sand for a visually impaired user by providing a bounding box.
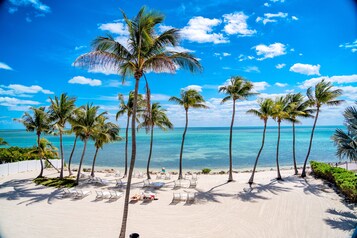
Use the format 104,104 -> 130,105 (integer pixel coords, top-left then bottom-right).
324,208 -> 357,232
193,181 -> 235,204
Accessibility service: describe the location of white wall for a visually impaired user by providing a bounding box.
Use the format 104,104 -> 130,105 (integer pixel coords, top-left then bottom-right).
0,159 -> 61,177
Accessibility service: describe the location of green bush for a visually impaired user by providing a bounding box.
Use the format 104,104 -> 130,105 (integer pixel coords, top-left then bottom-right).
202,168 -> 211,174
310,161 -> 357,203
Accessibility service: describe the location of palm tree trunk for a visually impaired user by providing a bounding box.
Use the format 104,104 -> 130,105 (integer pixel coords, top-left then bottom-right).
292,122 -> 298,175
248,119 -> 267,185
119,76 -> 140,238
301,108 -> 320,178
37,133 -> 44,178
228,99 -> 236,182
90,147 -> 99,177
178,109 -> 189,180
76,138 -> 88,184
68,135 -> 78,176
146,125 -> 154,180
59,132 -> 65,179
124,115 -> 130,177
276,121 -> 282,180
44,158 -> 60,172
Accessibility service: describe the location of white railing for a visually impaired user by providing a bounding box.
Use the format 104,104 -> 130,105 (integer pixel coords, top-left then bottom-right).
0,159 -> 61,177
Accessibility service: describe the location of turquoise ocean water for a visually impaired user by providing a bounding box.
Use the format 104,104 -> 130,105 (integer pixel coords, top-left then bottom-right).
0,126 -> 343,170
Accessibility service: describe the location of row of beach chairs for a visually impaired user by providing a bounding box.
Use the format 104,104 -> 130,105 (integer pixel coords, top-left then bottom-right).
62,188 -> 91,199
172,192 -> 196,203
95,190 -> 123,200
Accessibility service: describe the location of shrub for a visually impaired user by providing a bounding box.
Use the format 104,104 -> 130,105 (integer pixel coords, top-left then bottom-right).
202,168 -> 211,174
310,161 -> 357,203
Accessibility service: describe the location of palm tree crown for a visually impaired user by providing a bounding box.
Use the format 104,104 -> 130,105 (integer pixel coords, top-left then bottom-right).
247,98 -> 274,122
219,76 -> 256,103
169,89 -> 208,111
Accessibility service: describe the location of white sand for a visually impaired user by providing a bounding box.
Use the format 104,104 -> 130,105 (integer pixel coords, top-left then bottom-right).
0,168 -> 355,238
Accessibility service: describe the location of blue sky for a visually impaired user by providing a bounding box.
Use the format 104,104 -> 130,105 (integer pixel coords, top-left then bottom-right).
0,0 -> 356,129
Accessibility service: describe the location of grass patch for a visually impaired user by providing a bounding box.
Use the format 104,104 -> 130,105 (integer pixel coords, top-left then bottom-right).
33,177 -> 76,188
311,161 -> 357,203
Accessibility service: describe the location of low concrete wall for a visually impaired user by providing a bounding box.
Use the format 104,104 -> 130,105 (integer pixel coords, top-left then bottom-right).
0,159 -> 61,177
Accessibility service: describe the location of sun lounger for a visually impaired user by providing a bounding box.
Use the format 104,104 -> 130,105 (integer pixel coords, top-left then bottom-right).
109,190 -> 123,199
142,192 -> 157,201
74,189 -> 91,198
130,194 -> 141,201
62,188 -> 78,198
96,177 -> 111,186
187,192 -> 196,203
189,179 -> 197,188
95,190 -> 111,199
143,179 -> 152,187
116,179 -> 126,188
172,193 -> 181,202
192,174 -> 198,181
164,173 -> 171,180
156,173 -> 163,179
174,180 -> 183,189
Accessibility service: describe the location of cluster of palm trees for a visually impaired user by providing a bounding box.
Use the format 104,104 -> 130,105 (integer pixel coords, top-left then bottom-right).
15,94 -> 120,184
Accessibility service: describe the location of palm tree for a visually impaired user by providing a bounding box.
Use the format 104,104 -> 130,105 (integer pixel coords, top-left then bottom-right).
90,116 -> 120,177
15,107 -> 51,178
218,76 -> 255,182
72,104 -> 106,184
0,138 -> 8,146
27,138 -> 59,170
301,79 -> 344,177
271,96 -> 290,180
246,98 -> 273,186
332,102 -> 357,161
116,92 -> 144,177
48,93 -> 76,179
67,108 -> 83,176
286,93 -> 314,175
74,7 -> 202,238
169,89 -> 208,179
139,102 -> 173,179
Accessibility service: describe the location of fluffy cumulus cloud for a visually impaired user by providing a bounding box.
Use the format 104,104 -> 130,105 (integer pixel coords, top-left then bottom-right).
290,63 -> 321,76
182,85 -> 202,92
253,43 -> 286,60
181,16 -> 228,44
98,21 -> 128,35
264,2 -> 271,7
68,76 -> 102,86
238,54 -> 255,62
0,97 -> 40,111
0,84 -> 53,97
299,74 -> 357,89
252,81 -> 269,91
292,16 -> 299,21
244,66 -> 260,73
165,46 -> 194,53
275,63 -> 286,69
275,82 -> 288,87
0,62 -> 13,71
8,0 -> 50,13
256,12 -> 288,25
223,12 -> 256,36
339,39 -> 357,53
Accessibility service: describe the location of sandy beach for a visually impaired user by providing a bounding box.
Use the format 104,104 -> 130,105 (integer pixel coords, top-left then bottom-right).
0,168 -> 355,238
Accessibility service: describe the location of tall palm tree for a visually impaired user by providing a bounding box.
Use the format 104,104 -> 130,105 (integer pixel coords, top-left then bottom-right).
169,89 -> 208,179
246,98 -> 273,186
286,93 -> 314,175
48,93 -> 76,179
27,138 -> 59,169
116,92 -> 144,177
332,102 -> 357,161
139,102 -> 173,179
90,116 -> 120,177
71,104 -> 106,184
301,79 -> 344,177
271,96 -> 290,180
15,107 -> 51,178
74,7 -> 202,238
0,138 -> 8,146
218,76 -> 255,182
67,108 -> 83,176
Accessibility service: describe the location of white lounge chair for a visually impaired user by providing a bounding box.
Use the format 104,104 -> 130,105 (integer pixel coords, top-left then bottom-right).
187,192 -> 196,203
62,188 -> 78,198
143,179 -> 152,188
156,173 -> 163,179
115,179 -> 126,188
96,177 -> 111,186
174,180 -> 182,189
164,173 -> 171,180
109,190 -> 123,199
74,189 -> 91,198
95,190 -> 111,199
192,174 -> 198,181
172,193 -> 181,202
189,179 -> 197,188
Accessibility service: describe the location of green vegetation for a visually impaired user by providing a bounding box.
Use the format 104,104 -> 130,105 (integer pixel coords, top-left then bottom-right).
310,161 -> 357,203
202,168 -> 211,174
0,146 -> 59,164
33,177 -> 76,188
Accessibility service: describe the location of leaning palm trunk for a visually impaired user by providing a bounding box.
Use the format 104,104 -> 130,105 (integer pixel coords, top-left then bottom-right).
178,109 -> 189,180
301,108 -> 320,178
76,138 -> 88,184
90,147 -> 99,177
124,115 -> 130,177
119,77 -> 140,238
44,158 -> 60,172
59,132 -> 65,179
146,125 -> 154,180
248,120 -> 267,185
228,100 -> 236,182
37,133 -> 44,178
292,122 -> 298,175
68,135 -> 78,176
276,121 -> 282,180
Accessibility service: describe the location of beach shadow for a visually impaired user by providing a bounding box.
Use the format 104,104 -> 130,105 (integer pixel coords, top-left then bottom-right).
324,208 -> 357,231
193,182 -> 235,204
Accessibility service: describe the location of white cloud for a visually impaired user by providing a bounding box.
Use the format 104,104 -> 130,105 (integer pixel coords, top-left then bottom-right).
9,0 -> 50,13
299,74 -> 357,89
75,45 -> 86,51
98,21 -> 129,35
270,0 -> 285,2
336,86 -> 357,100
292,16 -> 299,21
151,94 -> 171,101
276,63 -> 286,69
223,12 -> 256,36
181,16 -> 228,44
0,97 -> 40,111
290,63 -> 321,76
264,2 -> 271,7
244,66 -> 260,73
166,46 -> 194,53
339,39 -> 357,53
253,81 -> 270,91
183,85 -> 202,92
275,82 -> 288,87
223,52 -> 231,56
253,43 -> 286,60
256,12 -> 288,25
0,84 -> 54,97
68,76 -> 102,86
0,62 -> 13,71
238,54 -> 255,62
